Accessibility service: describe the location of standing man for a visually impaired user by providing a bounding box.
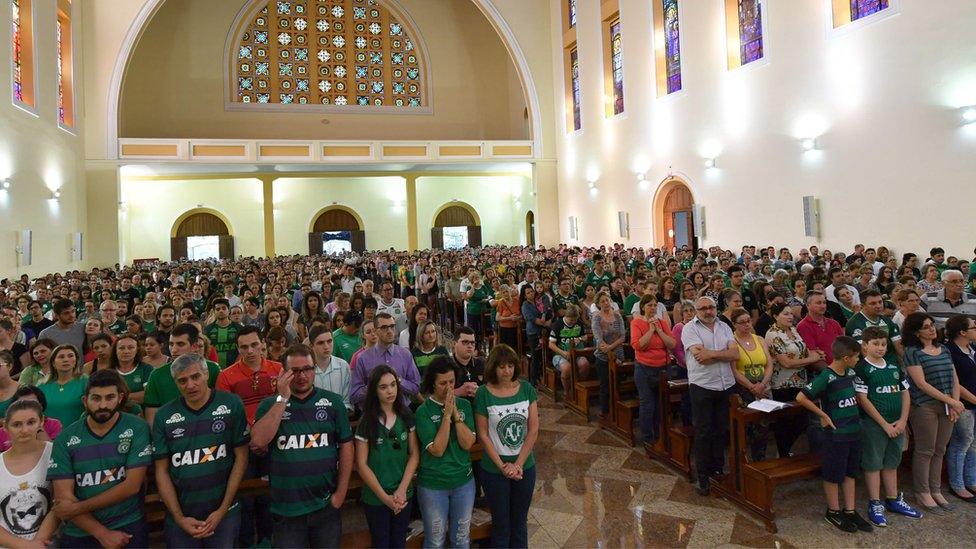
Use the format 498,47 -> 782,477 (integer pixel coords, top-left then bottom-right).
797,291 -> 842,367
144,324 -> 222,425
152,354 -> 250,547
350,313 -> 421,406
204,298 -> 244,368
309,325 -> 352,412
452,326 -> 484,401
681,296 -> 739,495
844,289 -> 903,365
39,299 -> 85,351
216,326 -> 281,547
251,345 -> 354,548
331,310 -> 362,364
48,370 -> 153,548
340,264 -> 362,295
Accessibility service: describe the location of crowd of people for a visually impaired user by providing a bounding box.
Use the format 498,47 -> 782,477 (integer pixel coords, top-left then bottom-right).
0,242 -> 972,546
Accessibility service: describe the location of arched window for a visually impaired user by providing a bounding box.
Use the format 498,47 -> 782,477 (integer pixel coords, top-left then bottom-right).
229,0 -> 429,110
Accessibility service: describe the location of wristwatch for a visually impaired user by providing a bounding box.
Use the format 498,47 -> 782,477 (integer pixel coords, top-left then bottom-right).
275,395 -> 287,404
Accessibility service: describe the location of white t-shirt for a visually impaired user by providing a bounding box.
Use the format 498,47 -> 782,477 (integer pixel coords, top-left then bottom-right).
0,442 -> 52,541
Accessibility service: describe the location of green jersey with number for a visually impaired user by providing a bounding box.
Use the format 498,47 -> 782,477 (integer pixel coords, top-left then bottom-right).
47,414 -> 152,537
152,390 -> 249,522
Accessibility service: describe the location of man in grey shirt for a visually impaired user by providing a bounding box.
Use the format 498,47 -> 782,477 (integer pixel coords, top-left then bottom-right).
681,296 -> 738,495
39,298 -> 85,352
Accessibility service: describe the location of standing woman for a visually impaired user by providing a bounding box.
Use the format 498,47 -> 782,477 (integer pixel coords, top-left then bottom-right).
39,345 -> 87,427
592,293 -> 626,421
494,286 -> 521,351
18,339 -> 56,387
903,312 -> 962,512
298,291 -> 325,341
730,309 -> 773,460
475,345 -> 538,549
630,294 -> 675,445
356,365 -> 420,549
917,265 -> 943,294
944,315 -> 976,501
520,285 -> 549,385
82,334 -> 114,375
412,320 -> 450,377
109,334 -> 153,405
0,400 -> 58,546
765,303 -> 821,457
415,357 -> 476,549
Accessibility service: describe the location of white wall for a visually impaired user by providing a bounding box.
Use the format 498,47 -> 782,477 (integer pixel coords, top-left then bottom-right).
119,178 -> 265,261
273,176 -> 410,254
550,0 -> 976,258
0,0 -> 87,278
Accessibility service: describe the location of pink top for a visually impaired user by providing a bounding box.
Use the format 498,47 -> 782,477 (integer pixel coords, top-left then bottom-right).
671,323 -> 687,368
0,417 -> 62,451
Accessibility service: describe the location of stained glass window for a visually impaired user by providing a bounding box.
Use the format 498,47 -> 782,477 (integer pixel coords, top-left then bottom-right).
570,47 -> 581,131
851,0 -> 888,20
233,0 -> 426,108
663,0 -> 681,94
737,0 -> 763,66
569,0 -> 577,28
610,20 -> 623,115
12,0 -> 22,102
57,19 -> 64,123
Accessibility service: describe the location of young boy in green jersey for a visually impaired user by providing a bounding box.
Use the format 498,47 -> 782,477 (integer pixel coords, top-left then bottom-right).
853,327 -> 921,526
797,336 -> 874,533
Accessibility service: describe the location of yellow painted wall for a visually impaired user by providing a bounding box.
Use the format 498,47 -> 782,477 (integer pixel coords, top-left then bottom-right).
0,0 -> 86,278
119,178 -> 265,261
119,0 -> 528,141
415,176 -> 531,249
273,176 -> 410,254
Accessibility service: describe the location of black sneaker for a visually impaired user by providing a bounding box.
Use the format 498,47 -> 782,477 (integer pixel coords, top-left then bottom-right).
825,510 -> 857,533
843,510 -> 874,532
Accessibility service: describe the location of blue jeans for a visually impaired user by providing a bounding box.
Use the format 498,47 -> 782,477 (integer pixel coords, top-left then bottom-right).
417,478 -> 475,549
60,520 -> 148,548
948,408 -> 976,490
164,507 -> 241,548
635,365 -> 665,443
363,500 -> 413,549
272,503 -> 342,548
481,466 -> 536,549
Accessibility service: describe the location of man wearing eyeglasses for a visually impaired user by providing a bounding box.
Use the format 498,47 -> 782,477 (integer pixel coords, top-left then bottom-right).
350,313 -> 421,407
923,269 -> 976,329
251,344 -> 353,548
681,296 -> 739,496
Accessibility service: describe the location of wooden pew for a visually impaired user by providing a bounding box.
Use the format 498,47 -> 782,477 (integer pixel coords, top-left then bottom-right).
658,378 -> 694,481
606,352 -> 638,446
147,444 -> 487,544
565,347 -> 598,420
709,394 -> 820,533
537,328 -> 559,400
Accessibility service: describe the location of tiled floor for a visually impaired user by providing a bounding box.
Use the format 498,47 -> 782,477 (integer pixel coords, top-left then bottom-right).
518,394 -> 976,548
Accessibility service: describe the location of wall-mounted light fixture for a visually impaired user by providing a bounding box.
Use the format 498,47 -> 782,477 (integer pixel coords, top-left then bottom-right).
962,106 -> 976,124
801,137 -> 817,151
52,188 -> 61,200
704,158 -> 716,169
1,178 -> 10,190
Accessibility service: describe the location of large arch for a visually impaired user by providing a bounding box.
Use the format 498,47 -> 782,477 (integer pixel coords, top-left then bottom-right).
431,201 -> 481,249
651,175 -> 697,250
169,208 -> 235,261
170,208 -> 233,238
308,204 -> 366,254
307,205 -> 364,233
105,0 -> 545,158
432,201 -> 481,227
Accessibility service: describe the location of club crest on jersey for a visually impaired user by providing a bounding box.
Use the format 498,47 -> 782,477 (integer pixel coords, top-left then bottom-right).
212,420 -> 226,434
76,467 -> 126,487
166,413 -> 186,425
276,433 -> 329,450
172,444 -> 228,467
66,436 -> 81,447
117,429 -> 134,453
212,405 -> 232,416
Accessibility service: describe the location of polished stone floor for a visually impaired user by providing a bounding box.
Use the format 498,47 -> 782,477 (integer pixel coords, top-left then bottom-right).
517,395 -> 976,548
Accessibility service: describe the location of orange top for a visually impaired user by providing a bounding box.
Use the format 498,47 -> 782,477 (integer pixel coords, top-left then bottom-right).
496,298 -> 521,329
216,358 -> 283,424
630,316 -> 673,367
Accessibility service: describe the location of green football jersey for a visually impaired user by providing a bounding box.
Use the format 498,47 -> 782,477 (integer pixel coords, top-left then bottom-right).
801,366 -> 861,441
254,388 -> 352,518
152,390 -> 249,521
845,312 -> 902,364
331,329 -> 361,364
415,397 -> 474,490
203,322 -> 243,368
473,381 -> 537,475
143,360 -> 221,408
584,271 -> 614,291
353,416 -> 415,507
853,357 -> 909,423
552,293 -> 579,315
47,413 -> 152,537
118,363 -> 154,394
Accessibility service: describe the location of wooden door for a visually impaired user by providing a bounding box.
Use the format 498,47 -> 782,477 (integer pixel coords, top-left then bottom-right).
308,232 -> 324,255
170,237 -> 188,261
350,230 -> 366,253
662,185 -> 694,251
431,228 -> 444,249
468,226 -> 483,247
218,235 -> 235,260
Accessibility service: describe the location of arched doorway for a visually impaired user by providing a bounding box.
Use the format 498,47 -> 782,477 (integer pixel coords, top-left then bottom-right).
652,177 -> 697,251
431,202 -> 482,249
525,211 -> 536,247
308,206 -> 366,254
170,209 -> 233,261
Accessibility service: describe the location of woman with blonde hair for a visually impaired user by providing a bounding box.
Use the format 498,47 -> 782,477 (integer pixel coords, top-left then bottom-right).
39,345 -> 87,426
412,320 -> 449,377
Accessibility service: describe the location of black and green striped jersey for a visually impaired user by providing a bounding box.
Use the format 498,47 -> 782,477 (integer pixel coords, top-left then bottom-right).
853,357 -> 909,423
254,388 -> 352,517
47,413 -> 152,537
801,366 -> 861,441
152,390 -> 249,521
203,322 -> 244,368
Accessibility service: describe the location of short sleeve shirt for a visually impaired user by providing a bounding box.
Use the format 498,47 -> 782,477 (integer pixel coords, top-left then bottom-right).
904,345 -> 956,406
353,416 -> 415,506
473,381 -> 537,475
681,318 -> 736,391
415,397 -> 474,490
143,360 -> 221,408
845,312 -> 901,365
853,357 -> 909,423
800,367 -> 861,441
